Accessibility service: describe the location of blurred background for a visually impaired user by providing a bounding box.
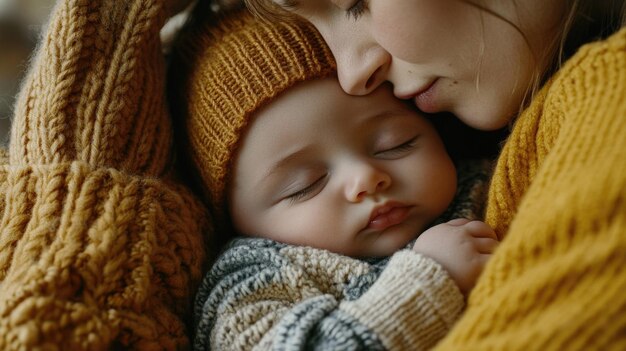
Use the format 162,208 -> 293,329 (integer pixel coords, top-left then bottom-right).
0,0 -> 55,146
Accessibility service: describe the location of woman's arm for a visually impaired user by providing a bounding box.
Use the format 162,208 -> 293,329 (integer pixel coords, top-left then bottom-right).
194,238 -> 464,350
0,0 -> 208,349
436,27 -> 626,350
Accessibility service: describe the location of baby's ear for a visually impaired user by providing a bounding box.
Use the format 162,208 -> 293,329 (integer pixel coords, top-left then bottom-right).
10,0 -> 174,176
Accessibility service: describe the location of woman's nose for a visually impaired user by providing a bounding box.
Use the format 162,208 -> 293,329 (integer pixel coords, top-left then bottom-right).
336,45 -> 390,96
344,163 -> 392,202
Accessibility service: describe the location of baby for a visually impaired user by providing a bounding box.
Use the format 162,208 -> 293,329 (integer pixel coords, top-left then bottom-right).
173,9 -> 498,351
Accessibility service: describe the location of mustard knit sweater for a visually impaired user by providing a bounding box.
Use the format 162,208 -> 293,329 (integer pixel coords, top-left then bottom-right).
0,0 -> 208,350
436,28 -> 626,350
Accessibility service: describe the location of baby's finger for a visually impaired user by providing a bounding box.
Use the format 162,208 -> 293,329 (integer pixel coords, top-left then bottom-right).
472,237 -> 499,254
465,220 -> 497,239
447,218 -> 472,226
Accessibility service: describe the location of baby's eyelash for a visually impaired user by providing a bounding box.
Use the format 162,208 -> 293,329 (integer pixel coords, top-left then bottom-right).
346,0 -> 368,21
374,135 -> 420,157
392,137 -> 419,151
287,175 -> 326,203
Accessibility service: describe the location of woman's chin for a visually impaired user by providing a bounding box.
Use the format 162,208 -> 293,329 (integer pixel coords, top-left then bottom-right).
456,105 -> 515,131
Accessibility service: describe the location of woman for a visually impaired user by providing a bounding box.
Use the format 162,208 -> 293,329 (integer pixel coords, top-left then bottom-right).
242,0 -> 626,349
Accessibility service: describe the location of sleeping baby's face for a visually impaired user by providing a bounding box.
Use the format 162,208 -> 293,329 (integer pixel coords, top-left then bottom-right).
228,77 -> 456,257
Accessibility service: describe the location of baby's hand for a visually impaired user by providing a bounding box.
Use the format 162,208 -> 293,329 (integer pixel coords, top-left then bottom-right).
412,218 -> 498,295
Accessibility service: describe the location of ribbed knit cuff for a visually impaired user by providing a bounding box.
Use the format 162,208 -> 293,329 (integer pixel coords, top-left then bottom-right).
340,250 -> 464,350
0,161 -> 205,350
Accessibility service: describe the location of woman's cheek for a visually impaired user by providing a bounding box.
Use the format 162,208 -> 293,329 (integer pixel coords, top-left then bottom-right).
370,1 -> 436,63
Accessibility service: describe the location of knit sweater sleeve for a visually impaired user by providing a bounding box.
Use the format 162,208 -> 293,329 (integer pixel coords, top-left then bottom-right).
0,0 -> 207,350
193,238 -> 464,350
435,28 -> 626,350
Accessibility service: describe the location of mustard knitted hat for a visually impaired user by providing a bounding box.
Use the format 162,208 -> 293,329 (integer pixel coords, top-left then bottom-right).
178,9 -> 336,214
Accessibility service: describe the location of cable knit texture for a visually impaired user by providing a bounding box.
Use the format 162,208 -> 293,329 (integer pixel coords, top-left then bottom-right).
435,27 -> 626,350
0,0 -> 208,349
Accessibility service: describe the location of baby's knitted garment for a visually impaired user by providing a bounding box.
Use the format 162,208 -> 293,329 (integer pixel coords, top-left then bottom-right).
193,160 -> 491,350
0,0 -> 208,349
196,240 -> 459,351
436,28 -> 626,350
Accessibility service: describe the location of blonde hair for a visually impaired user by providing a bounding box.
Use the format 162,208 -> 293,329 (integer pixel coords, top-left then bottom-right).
525,0 -> 625,114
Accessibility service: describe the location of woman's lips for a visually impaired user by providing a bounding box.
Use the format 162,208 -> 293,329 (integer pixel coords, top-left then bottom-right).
367,202 -> 412,231
398,79 -> 440,113
414,79 -> 439,113
413,79 -> 438,113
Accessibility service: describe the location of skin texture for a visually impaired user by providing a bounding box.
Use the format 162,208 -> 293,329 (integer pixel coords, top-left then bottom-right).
228,77 -> 498,292
265,0 -> 566,130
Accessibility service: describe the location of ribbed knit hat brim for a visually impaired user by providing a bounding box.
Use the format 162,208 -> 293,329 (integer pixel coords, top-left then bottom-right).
179,10 -> 336,213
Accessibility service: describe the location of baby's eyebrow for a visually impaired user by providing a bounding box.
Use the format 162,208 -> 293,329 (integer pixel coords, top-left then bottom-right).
261,146 -> 313,184
259,145 -> 312,190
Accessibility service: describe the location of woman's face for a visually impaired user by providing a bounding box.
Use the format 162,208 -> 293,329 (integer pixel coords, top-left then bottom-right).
268,0 -> 566,130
